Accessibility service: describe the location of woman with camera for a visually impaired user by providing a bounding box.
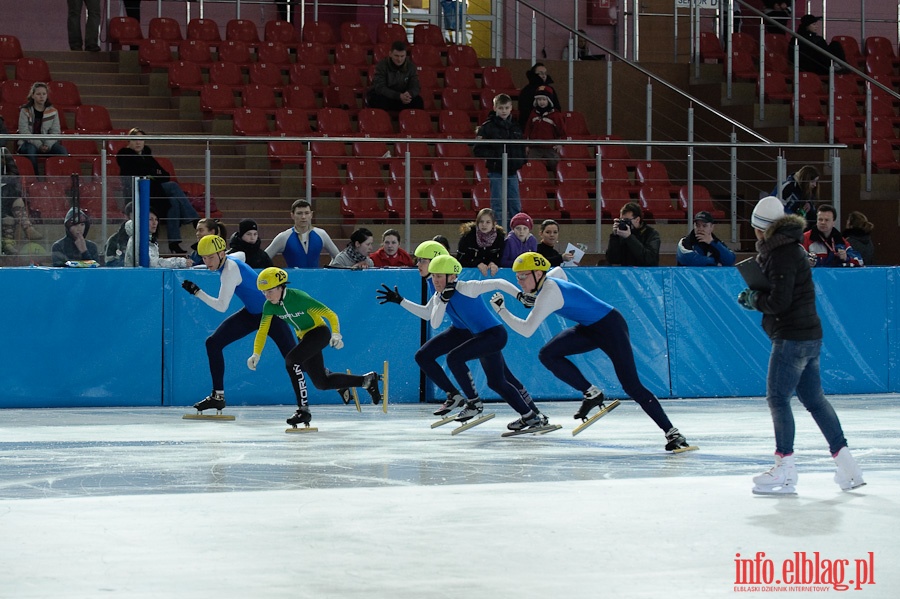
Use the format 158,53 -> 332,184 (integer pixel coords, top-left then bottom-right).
605,202 -> 660,266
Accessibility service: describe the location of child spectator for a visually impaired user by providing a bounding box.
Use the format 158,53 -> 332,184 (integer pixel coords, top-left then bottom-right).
457,208 -> 505,277
500,212 -> 538,267
523,86 -> 566,173
227,219 -> 273,269
370,228 -> 415,267
474,94 -> 526,224
51,208 -> 100,266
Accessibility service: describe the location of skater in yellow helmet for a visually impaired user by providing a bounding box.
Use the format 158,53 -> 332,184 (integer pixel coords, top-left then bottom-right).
250,267 -> 382,427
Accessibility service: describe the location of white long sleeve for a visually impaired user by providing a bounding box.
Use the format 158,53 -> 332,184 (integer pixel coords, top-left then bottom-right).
195,260 -> 240,313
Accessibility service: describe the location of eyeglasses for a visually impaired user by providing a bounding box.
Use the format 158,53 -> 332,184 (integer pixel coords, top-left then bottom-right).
515,272 -> 532,280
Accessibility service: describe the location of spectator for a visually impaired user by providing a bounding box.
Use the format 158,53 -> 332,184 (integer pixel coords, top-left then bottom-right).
535,219 -> 575,267
432,234 -> 452,253
1,119 -> 23,197
67,0 -> 101,52
226,219 -> 273,269
51,208 -> 100,266
265,199 -> 339,268
370,228 -> 415,267
190,218 -> 227,265
764,0 -> 791,34
523,85 -> 566,173
365,41 -> 424,112
123,0 -> 141,21
2,202 -> 44,257
776,165 -> 818,230
605,202 -> 660,266
17,82 -> 69,175
1,196 -> 42,244
518,63 -> 561,128
843,211 -> 875,266
457,207 -> 505,276
330,227 -> 375,269
675,211 -> 736,266
802,205 -> 863,267
116,128 -> 199,253
500,212 -> 538,267
104,202 -> 133,267
125,209 -> 192,268
790,14 -> 846,75
473,93 -> 525,223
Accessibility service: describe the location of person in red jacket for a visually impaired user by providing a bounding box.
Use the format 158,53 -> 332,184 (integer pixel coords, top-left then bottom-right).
369,228 -> 414,267
523,85 -> 567,173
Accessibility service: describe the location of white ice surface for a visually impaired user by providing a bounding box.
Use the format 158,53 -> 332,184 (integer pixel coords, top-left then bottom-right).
1,397 -> 898,599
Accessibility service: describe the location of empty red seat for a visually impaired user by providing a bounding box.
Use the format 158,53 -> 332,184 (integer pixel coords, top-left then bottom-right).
218,40 -> 253,67
678,185 -> 725,220
864,137 -> 900,172
334,43 -> 370,74
377,23 -> 407,45
446,44 -> 481,69
233,107 -> 271,136
441,87 -> 477,112
248,62 -> 285,91
75,104 -> 114,133
311,139 -> 349,158
520,183 -> 560,220
241,83 -> 278,114
635,160 -> 679,195
398,109 -> 434,137
556,160 -> 592,185
107,18 -> 143,50
316,107 -> 354,136
347,157 -> 386,186
275,107 -> 312,134
341,22 -> 374,46
481,66 -> 516,95
200,84 -> 237,117
599,182 -> 633,219
832,35 -> 864,68
340,182 -> 386,223
138,39 -> 174,71
44,156 -> 84,182
444,66 -> 478,90
302,21 -> 336,45
699,31 -> 725,63
429,183 -> 469,219
410,44 -> 443,71
149,17 -> 183,43
358,107 -> 394,137
385,181 -> 432,221
15,57 -> 52,82
308,157 -> 345,195
257,41 -> 292,69
209,61 -> 245,90
27,181 -> 69,220
1,79 -> 29,107
432,159 -> 469,187
226,19 -> 261,47
865,36 -> 899,66
47,80 -> 82,111
179,40 -> 214,68
439,109 -> 474,136
282,84 -> 318,115
555,183 -> 597,221
414,24 -> 446,48
729,50 -> 760,82
265,20 -> 299,49
168,61 -> 205,95
187,19 -> 222,44
328,63 -> 365,91
562,111 -> 591,137
518,160 -> 553,194
390,157 -> 430,194
639,185 -> 683,221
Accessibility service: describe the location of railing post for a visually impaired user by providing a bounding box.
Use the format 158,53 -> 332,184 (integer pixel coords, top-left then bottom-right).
404,150 -> 412,251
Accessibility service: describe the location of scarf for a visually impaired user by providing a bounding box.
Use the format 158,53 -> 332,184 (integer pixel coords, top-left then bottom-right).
344,243 -> 368,265
475,228 -> 497,248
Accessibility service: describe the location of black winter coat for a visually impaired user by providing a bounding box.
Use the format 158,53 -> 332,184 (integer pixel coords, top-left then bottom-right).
456,227 -> 505,267
473,112 -> 526,173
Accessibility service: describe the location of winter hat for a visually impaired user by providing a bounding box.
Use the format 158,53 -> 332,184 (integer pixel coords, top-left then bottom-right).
799,14 -> 822,29
533,85 -> 554,108
238,219 -> 259,237
509,212 -> 534,230
693,211 -> 714,224
751,196 -> 785,230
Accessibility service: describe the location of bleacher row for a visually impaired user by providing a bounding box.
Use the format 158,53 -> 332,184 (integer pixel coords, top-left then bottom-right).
699,29 -> 900,172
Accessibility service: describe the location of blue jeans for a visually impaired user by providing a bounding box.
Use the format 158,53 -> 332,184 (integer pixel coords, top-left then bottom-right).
18,142 -> 68,174
766,339 -> 848,456
161,181 -> 199,242
488,171 -> 520,227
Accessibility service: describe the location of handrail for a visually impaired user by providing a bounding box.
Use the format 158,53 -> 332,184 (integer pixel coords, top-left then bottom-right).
514,0 -> 772,144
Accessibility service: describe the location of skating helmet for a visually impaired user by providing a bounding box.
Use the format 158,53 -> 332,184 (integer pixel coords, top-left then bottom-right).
414,240 -> 449,259
257,267 -> 289,291
197,234 -> 227,256
427,255 -> 462,275
512,252 -> 550,272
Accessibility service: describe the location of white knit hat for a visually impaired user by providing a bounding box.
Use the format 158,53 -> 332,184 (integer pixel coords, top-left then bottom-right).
751,196 -> 785,230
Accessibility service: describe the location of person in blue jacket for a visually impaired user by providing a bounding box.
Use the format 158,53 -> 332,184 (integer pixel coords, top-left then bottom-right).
264,199 -> 339,268
181,235 -> 296,412
675,211 -> 736,267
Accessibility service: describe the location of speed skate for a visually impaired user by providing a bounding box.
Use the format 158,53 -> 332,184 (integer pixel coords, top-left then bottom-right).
450,413 -> 495,435
571,399 -> 620,436
285,424 -> 318,434
501,423 -> 563,437
182,411 -> 235,421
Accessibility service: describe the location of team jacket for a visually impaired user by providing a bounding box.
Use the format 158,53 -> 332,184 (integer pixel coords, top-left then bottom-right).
254,288 -> 340,355
802,227 -> 863,267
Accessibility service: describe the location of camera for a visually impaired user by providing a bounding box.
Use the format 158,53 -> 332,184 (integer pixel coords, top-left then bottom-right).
617,218 -> 632,231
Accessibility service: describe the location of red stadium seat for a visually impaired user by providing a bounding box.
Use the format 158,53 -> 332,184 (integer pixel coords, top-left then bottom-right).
282,84 -> 318,115
107,18 -> 143,51
864,137 -> 900,173
377,23 -> 407,45
209,61 -> 245,90
389,158 -> 430,194
340,182 -> 387,223
832,35 -> 864,69
308,158 -> 345,195
446,44 -> 481,70
138,39 -> 174,72
518,160 -> 553,195
74,104 -> 114,133
441,87 -> 477,113
248,63 -> 285,91
218,40 -> 253,67
47,81 -> 82,111
27,181 -> 69,221
15,57 -> 52,82
639,185 -> 683,221
555,183 -> 597,221
265,20 -> 300,49
241,83 -> 278,114
699,31 -> 725,63
429,183 -> 469,220
678,185 -> 726,220
275,107 -> 312,134
233,107 -> 271,136
410,44 -> 443,71
414,24 -> 446,48
481,66 -> 516,96
520,183 -> 560,220
179,40 -> 214,68
439,109 -> 474,136
302,21 -> 335,45
187,19 -> 222,44
398,109 -> 434,137
385,181 -> 432,221
358,108 -> 394,137
226,19 -> 261,47
200,84 -> 238,117
347,158 -> 387,187
44,156 -> 83,182
444,66 -> 478,90
431,159 -> 469,188
149,17 -> 183,44
635,160 -> 680,195
341,22 -> 374,46
168,61 -> 205,95
1,79 -> 29,107
599,182 -> 633,219
316,107 -> 354,136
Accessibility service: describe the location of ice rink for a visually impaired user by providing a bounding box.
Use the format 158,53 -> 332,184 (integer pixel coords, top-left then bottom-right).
1,396 -> 898,598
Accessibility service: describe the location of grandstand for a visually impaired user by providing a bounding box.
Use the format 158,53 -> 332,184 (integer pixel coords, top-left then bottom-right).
1,1 -> 898,265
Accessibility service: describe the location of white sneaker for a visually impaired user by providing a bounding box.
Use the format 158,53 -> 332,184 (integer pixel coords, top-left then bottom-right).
833,447 -> 866,491
752,454 -> 798,495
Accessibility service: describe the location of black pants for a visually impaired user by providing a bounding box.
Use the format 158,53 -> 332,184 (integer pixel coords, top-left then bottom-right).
123,0 -> 141,21
366,93 -> 425,112
285,326 -> 364,406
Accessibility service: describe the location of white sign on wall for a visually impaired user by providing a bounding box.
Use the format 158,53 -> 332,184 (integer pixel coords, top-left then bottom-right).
675,0 -> 720,8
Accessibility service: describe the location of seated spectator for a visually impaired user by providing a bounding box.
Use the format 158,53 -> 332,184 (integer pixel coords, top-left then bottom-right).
125,209 -> 193,268
777,165 -> 819,230
500,212 -> 538,267
432,234 -> 452,252
190,218 -> 227,265
116,128 -> 199,254
802,204 -> 863,267
370,228 -> 415,267
523,86 -> 566,173
365,41 -> 424,112
518,63 -> 561,128
764,0 -> 791,34
535,219 -> 575,267
265,199 -> 339,268
17,82 -> 68,174
104,202 -> 133,267
51,208 -> 100,266
2,196 -> 43,245
843,211 -> 875,266
605,202 -> 660,266
227,219 -> 273,269
456,207 -> 505,276
790,15 -> 846,75
675,211 -> 736,266
330,227 -> 375,269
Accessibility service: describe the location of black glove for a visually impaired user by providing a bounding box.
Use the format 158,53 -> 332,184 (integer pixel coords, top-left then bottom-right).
439,281 -> 457,303
182,280 -> 200,295
516,291 -> 536,309
376,284 -> 403,305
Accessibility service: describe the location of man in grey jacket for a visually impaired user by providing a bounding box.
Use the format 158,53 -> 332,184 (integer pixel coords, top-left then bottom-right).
366,41 -> 424,112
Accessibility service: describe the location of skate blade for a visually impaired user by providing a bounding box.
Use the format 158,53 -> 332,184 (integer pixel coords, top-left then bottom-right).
183,413 -> 235,421
571,399 -> 621,436
285,426 -> 318,434
345,370 -> 362,412
450,413 -> 495,435
382,360 -> 389,414
430,414 -> 458,428
501,424 -> 562,438
671,445 -> 699,454
840,481 -> 867,491
752,485 -> 798,496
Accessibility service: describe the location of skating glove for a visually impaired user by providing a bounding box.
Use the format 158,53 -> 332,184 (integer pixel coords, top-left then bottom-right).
516,291 -> 536,309
182,280 -> 200,295
490,292 -> 506,313
737,288 -> 759,311
439,281 -> 456,303
330,333 -> 344,350
247,353 -> 259,370
376,284 -> 403,305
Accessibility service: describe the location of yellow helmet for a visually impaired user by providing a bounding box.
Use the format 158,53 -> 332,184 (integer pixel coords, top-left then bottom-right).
257,267 -> 289,291
414,240 -> 449,259
512,252 -> 550,272
197,235 -> 227,256
428,254 -> 462,275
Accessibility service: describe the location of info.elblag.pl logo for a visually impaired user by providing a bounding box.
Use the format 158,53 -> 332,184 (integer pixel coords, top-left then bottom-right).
734,551 -> 876,592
